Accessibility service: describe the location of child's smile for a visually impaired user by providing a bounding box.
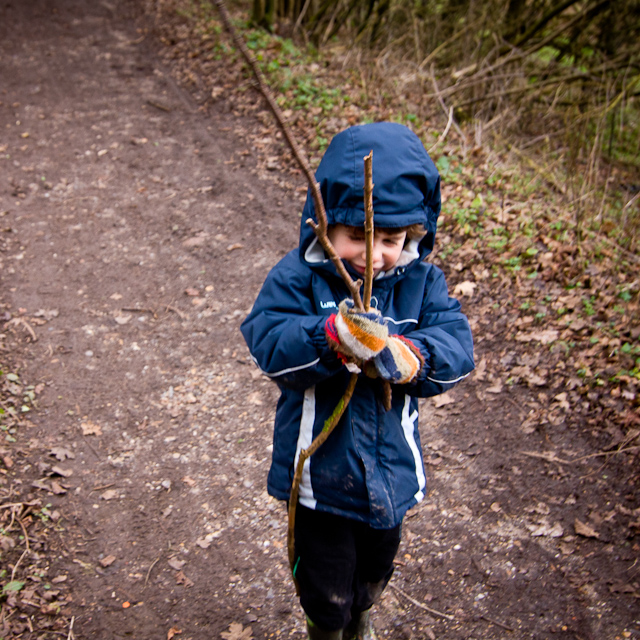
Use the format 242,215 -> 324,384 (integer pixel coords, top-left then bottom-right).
328,224 -> 407,277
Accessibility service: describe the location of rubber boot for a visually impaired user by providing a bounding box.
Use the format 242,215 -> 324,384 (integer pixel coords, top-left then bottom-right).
343,609 -> 377,640
306,616 -> 343,640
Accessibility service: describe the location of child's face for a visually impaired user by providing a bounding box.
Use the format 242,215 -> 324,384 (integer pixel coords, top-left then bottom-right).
328,224 -> 407,277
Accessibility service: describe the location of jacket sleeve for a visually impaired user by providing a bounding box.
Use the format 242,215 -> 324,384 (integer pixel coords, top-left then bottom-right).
402,265 -> 475,398
240,258 -> 342,392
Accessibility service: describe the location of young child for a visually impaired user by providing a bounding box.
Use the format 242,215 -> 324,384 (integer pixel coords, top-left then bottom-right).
240,122 -> 474,640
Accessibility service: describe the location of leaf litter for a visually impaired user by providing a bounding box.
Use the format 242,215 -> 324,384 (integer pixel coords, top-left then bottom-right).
0,0 -> 638,639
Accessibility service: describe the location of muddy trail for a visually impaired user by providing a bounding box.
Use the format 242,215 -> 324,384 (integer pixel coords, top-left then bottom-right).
0,1 -> 638,639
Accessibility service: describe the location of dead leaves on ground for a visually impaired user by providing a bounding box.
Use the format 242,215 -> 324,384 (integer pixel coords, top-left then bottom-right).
0,500 -> 72,635
221,622 -> 254,640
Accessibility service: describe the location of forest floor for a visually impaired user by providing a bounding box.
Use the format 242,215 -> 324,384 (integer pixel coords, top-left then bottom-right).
0,1 -> 638,639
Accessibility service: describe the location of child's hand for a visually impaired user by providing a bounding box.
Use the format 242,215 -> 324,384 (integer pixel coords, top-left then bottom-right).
326,299 -> 388,362
372,336 -> 424,384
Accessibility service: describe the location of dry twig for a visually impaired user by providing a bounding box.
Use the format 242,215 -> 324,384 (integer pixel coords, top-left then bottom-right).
214,0 -> 363,308
363,152 -> 375,310
389,583 -> 454,621
480,614 -> 514,632
6,318 -> 37,342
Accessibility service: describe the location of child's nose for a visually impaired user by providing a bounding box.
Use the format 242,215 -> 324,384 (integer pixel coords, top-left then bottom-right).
371,242 -> 383,262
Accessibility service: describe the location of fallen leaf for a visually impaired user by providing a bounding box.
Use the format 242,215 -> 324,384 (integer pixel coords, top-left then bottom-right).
433,392 -> 455,408
574,518 -> 600,539
81,421 -> 102,436
168,628 -> 182,640
100,489 -> 118,501
196,537 -> 212,549
226,243 -> 244,252
51,465 -> 73,478
473,357 -> 487,381
50,446 -> 75,461
50,481 -> 67,495
168,558 -> 186,571
221,622 -> 254,640
554,392 -> 571,410
100,555 -> 116,567
114,314 -> 131,325
515,329 -> 559,345
122,601 -> 131,608
41,602 -> 65,615
453,280 -> 476,297
51,575 -> 67,583
175,570 -> 194,587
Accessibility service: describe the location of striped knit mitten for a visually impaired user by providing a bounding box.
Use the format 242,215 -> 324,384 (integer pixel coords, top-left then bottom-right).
327,299 -> 388,362
373,335 -> 424,384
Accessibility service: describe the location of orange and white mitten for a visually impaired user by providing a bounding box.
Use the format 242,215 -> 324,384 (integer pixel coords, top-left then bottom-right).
373,335 -> 424,384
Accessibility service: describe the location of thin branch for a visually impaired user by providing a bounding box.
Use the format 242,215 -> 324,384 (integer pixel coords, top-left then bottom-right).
389,583 -> 455,621
144,557 -> 160,588
427,106 -> 454,154
480,614 -> 514,632
0,502 -> 30,510
214,0 -> 363,309
449,1 -> 608,95
363,152 -> 374,311
429,65 -> 466,147
520,450 -> 571,465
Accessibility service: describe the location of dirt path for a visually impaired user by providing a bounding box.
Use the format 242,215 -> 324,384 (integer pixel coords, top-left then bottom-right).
1,1 -> 638,639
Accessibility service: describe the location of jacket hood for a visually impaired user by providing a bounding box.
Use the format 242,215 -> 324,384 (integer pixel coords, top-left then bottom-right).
299,122 -> 441,273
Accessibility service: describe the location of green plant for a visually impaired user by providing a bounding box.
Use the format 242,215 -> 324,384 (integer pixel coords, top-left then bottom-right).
502,256 -> 522,272
583,296 -> 597,317
2,580 -> 25,596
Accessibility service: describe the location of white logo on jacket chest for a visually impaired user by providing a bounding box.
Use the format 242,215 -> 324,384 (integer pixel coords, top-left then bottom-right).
320,300 -> 337,309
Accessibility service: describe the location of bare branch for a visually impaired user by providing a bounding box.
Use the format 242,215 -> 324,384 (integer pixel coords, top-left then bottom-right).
363,151 -> 374,311
214,0 -> 364,310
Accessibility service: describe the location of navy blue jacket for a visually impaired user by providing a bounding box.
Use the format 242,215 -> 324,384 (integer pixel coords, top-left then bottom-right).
241,123 -> 474,528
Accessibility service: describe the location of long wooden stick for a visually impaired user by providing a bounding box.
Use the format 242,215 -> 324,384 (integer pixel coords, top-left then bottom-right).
287,157 -> 377,583
213,0 -> 377,585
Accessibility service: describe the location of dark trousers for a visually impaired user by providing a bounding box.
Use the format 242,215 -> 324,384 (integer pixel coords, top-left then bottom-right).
293,504 -> 402,631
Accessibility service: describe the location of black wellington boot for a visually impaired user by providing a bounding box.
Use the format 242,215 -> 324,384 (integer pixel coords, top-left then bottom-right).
306,617 -> 343,640
343,609 -> 377,640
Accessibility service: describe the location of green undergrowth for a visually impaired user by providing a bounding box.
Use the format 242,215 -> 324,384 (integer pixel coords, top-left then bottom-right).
161,0 -> 639,399
0,366 -> 36,443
